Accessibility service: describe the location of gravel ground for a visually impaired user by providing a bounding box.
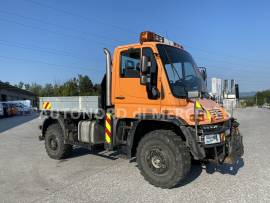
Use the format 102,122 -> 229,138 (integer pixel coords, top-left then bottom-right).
0,107 -> 269,202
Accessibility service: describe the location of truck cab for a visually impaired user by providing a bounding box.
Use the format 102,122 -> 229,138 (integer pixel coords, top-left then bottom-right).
39,31 -> 244,189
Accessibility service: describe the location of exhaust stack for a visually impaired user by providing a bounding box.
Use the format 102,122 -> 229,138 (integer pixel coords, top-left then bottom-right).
104,48 -> 112,107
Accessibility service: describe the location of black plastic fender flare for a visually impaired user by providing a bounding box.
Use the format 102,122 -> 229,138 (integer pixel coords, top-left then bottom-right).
127,115 -> 189,158
40,114 -> 66,141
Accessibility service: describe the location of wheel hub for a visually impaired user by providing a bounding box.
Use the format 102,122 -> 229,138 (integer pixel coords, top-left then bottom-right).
151,156 -> 162,168
50,137 -> 58,150
146,148 -> 168,174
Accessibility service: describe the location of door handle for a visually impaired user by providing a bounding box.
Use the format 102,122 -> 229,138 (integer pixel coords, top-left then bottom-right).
115,96 -> 125,100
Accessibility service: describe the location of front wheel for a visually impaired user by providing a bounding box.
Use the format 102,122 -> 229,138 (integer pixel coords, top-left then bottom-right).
45,123 -> 72,159
136,130 -> 191,188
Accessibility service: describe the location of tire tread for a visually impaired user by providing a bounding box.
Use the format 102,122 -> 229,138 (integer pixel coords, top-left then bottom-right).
136,129 -> 191,188
45,123 -> 72,159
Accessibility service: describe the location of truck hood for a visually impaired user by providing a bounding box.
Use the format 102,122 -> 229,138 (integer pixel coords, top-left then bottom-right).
196,98 -> 221,110
169,98 -> 230,125
193,98 -> 230,124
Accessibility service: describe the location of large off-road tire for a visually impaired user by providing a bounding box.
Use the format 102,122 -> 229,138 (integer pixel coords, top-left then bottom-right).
45,123 -> 72,159
136,130 -> 191,188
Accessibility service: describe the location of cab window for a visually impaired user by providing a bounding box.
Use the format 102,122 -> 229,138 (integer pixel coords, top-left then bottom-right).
120,49 -> 141,78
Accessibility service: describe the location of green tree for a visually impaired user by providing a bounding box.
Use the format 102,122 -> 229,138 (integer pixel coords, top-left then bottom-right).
24,84 -> 30,91
61,78 -> 79,96
28,83 -> 43,96
256,90 -> 270,106
14,75 -> 100,97
245,98 -> 255,106
94,84 -> 101,95
78,75 -> 94,96
18,82 -> 24,89
41,84 -> 55,96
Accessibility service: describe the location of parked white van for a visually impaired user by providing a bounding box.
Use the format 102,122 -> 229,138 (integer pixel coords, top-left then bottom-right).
0,103 -> 4,117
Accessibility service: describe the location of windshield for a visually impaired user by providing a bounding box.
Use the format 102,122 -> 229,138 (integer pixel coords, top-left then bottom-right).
157,44 -> 207,98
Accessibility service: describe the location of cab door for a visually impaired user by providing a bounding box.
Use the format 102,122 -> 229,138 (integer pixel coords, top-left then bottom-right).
114,46 -> 161,118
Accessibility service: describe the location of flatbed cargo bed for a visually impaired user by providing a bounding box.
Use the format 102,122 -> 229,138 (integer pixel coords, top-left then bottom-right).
39,96 -> 100,114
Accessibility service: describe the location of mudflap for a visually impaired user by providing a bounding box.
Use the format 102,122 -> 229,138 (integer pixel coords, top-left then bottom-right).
224,127 -> 244,165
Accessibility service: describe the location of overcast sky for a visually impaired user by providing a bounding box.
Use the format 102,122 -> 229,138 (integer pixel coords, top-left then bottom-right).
0,0 -> 270,92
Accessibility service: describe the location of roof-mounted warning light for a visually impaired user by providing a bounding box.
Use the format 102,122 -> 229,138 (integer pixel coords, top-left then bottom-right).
140,31 -> 184,49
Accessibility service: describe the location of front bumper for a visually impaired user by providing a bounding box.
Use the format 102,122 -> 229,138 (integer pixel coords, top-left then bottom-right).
182,119 -> 244,165
204,132 -> 244,164
203,119 -> 244,164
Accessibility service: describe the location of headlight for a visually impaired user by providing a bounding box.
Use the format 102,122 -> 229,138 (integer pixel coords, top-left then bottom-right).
190,113 -> 205,122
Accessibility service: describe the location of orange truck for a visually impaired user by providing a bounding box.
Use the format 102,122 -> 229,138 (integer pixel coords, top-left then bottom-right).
39,31 -> 244,188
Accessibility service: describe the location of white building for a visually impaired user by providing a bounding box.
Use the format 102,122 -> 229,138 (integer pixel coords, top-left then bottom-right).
211,78 -> 222,102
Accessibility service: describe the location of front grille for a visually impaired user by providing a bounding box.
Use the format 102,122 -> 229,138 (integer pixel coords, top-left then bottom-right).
201,124 -> 225,135
200,119 -> 231,135
209,109 -> 223,120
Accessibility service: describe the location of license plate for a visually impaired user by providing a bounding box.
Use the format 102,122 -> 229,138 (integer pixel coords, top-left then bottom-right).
204,134 -> 221,145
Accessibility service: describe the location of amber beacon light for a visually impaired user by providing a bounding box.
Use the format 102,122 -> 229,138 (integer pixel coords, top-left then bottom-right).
139,31 -> 183,49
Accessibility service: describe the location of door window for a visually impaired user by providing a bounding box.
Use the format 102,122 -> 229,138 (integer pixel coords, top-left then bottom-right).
120,49 -> 141,78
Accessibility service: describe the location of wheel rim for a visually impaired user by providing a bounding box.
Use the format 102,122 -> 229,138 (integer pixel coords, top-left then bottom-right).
146,147 -> 169,175
49,135 -> 58,151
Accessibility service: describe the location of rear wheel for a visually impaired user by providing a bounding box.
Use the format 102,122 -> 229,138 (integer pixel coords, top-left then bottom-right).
45,123 -> 72,159
136,129 -> 191,188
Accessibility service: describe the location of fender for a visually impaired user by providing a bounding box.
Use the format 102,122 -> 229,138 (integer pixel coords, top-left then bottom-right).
179,126 -> 205,160
39,114 -> 66,141
127,114 -> 188,158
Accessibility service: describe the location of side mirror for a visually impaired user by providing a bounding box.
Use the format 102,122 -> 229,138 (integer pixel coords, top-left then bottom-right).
188,90 -> 200,99
140,75 -> 147,85
151,86 -> 160,99
141,55 -> 148,73
196,67 -> 207,81
140,55 -> 151,85
141,52 -> 159,99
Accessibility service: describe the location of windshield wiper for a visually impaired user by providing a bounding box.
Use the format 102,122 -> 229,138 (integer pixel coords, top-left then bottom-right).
162,47 -> 190,97
163,47 -> 181,81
